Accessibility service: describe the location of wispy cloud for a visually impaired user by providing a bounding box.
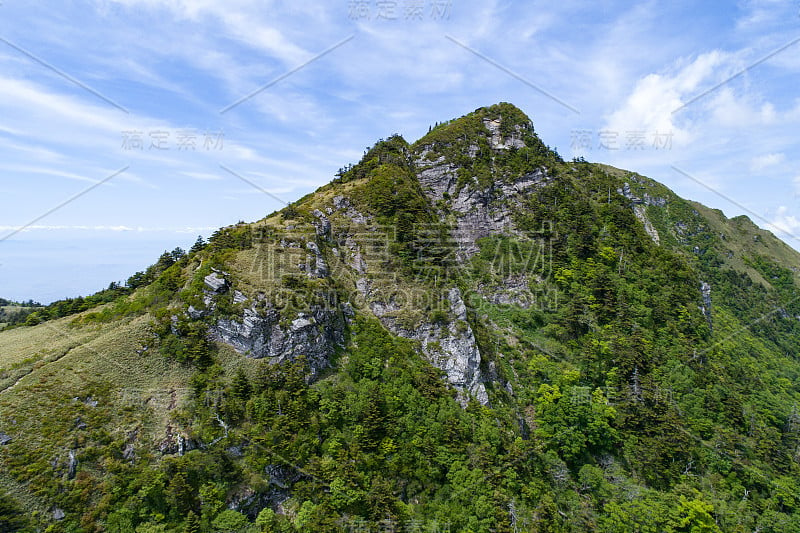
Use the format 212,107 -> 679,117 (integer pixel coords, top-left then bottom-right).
1,0 -> 798,300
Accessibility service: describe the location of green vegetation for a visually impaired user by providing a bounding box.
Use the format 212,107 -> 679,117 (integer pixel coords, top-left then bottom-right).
0,299 -> 42,329
1,103 -> 800,531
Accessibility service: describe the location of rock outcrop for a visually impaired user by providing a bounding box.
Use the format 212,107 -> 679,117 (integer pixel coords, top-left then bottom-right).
700,281 -> 712,331
415,156 -> 549,260
372,287 -> 488,405
210,302 -> 346,378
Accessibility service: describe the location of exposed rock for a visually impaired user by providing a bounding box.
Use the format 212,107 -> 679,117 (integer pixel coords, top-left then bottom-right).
342,302 -> 355,319
204,272 -> 228,293
312,209 -> 331,237
618,182 -> 638,203
375,287 -> 488,405
187,305 -> 206,319
158,425 -> 195,455
333,195 -> 370,225
227,486 -> 259,517
343,236 -> 368,274
122,443 -> 135,461
52,507 -> 65,521
223,464 -> 305,518
700,281 -> 712,330
618,182 -> 662,244
482,118 -> 526,150
0,432 -> 11,445
67,450 -> 78,479
306,241 -> 329,278
633,205 -> 660,245
210,299 -> 346,377
370,299 -> 401,317
226,444 -> 245,457
618,182 -> 666,207
73,396 -> 98,407
332,195 -> 350,210
266,464 -> 295,490
356,277 -> 371,298
415,153 -> 548,260
643,193 -> 667,207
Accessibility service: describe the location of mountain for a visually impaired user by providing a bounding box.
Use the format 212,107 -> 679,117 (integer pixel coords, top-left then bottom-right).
0,300 -> 42,329
2,102 -> 800,532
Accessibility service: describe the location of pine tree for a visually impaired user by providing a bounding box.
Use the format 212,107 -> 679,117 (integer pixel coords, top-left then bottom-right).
190,235 -> 206,254
183,510 -> 200,533
231,368 -> 252,400
0,491 -> 27,531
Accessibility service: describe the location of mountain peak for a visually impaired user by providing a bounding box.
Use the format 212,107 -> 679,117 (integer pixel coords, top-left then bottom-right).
415,101 -> 535,150
8,103 -> 800,531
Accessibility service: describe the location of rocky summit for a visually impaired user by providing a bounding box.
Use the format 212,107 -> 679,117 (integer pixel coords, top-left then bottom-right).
3,103 -> 800,531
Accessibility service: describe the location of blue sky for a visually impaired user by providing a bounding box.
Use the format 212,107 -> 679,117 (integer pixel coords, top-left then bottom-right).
0,0 -> 798,303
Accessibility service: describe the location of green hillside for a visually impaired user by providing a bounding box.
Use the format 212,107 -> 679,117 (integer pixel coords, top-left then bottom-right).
2,103 -> 800,532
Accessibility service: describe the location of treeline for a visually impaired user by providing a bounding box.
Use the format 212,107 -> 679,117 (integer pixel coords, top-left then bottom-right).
16,236 -> 210,328
0,298 -> 41,307
0,301 -> 42,328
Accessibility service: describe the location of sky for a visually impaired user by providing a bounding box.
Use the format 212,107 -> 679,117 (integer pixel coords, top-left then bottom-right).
0,0 -> 799,303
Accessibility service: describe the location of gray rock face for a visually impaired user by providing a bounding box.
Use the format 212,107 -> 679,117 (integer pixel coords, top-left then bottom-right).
415,154 -> 548,260
204,271 -> 228,293
313,209 -> 331,237
122,443 -> 135,461
618,181 -> 667,207
374,287 -> 488,405
332,195 -> 349,210
482,118 -> 526,150
618,182 -> 665,245
67,450 -> 78,480
633,204 -> 660,245
332,194 -> 370,224
210,303 -> 346,377
700,281 -> 712,330
199,265 -> 344,376
306,241 -> 329,278
0,431 -> 11,445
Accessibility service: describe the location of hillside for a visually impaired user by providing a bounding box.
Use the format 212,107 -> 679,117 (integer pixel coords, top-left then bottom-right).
0,300 -> 42,330
2,103 -> 800,532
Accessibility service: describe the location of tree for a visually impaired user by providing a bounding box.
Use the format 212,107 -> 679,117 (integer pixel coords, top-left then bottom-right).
183,511 -> 201,533
256,508 -> 278,531
190,235 -> 206,254
231,368 -> 252,400
170,247 -> 187,262
212,509 -> 248,532
0,491 -> 27,531
168,472 -> 195,515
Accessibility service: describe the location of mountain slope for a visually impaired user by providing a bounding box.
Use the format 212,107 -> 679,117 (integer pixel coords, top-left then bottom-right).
2,103 -> 800,532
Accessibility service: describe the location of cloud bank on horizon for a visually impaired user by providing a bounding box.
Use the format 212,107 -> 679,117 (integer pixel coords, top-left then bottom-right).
0,0 -> 798,302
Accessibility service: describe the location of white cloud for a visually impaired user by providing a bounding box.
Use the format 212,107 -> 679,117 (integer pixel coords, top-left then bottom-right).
102,0 -> 312,65
603,51 -> 726,149
0,224 -> 216,232
750,152 -> 785,172
766,206 -> 800,242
